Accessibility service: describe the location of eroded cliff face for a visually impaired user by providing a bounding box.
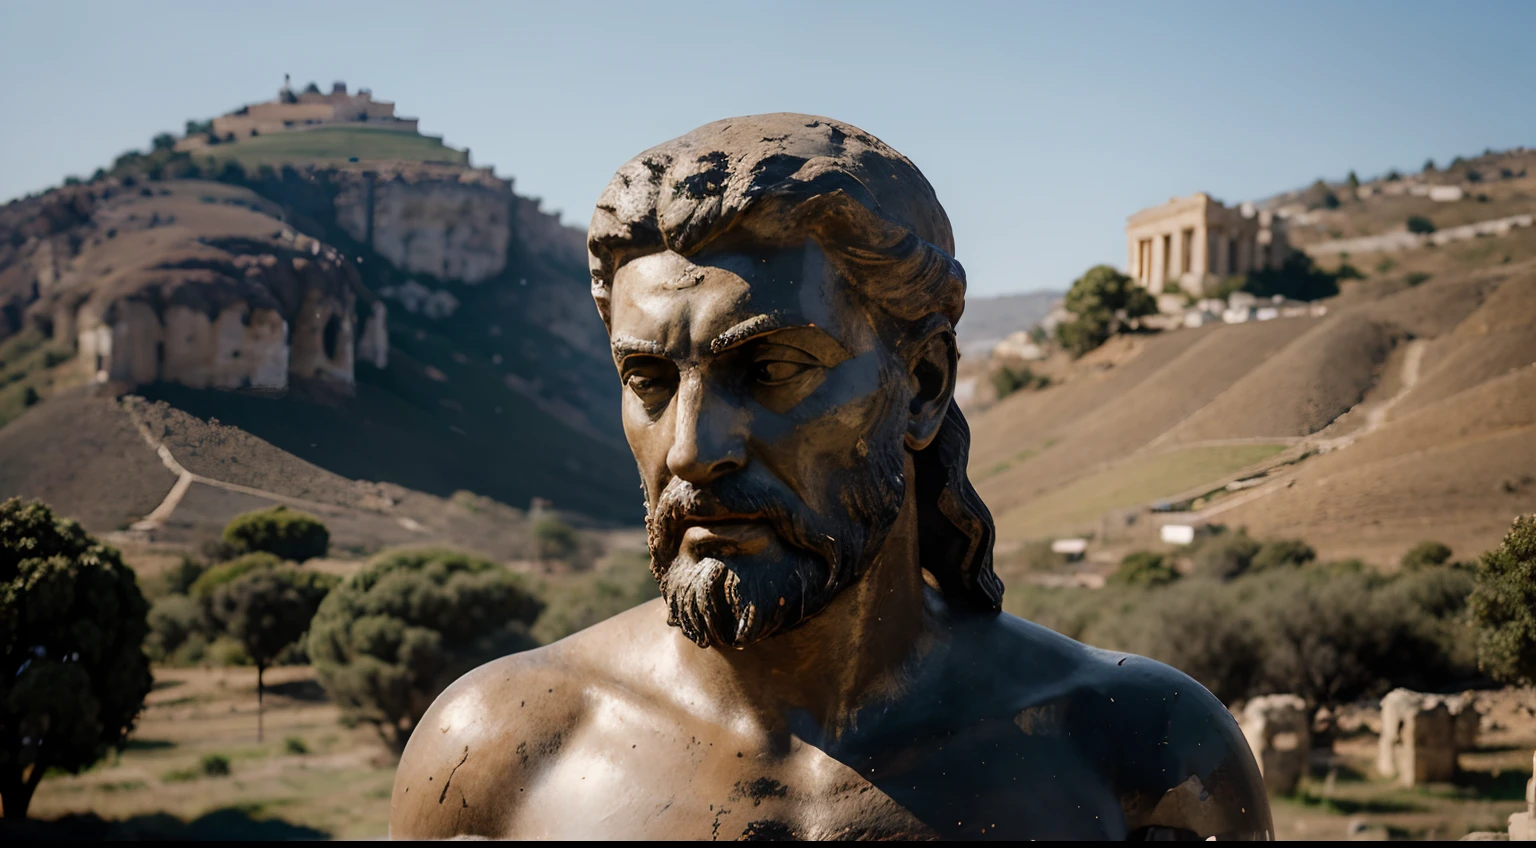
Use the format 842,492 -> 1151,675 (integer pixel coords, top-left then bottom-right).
0,180 -> 384,393
329,162 -> 586,285
334,166 -> 511,284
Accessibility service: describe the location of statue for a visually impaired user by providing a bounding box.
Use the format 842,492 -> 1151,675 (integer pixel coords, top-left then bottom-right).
390,114 -> 1273,840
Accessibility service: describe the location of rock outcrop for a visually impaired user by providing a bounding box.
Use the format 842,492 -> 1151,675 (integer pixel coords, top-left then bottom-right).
330,162 -> 585,285
0,180 -> 385,394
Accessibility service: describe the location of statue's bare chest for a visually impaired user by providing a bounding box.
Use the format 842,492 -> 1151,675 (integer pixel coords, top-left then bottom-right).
499,709 -> 1128,840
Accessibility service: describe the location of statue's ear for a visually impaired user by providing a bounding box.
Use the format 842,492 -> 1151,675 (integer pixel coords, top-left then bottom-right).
903,317 -> 958,452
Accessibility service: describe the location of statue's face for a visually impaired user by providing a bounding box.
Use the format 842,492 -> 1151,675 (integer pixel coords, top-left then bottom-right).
609,238 -> 911,648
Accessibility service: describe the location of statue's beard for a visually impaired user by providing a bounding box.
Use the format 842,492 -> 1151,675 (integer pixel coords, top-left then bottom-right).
646,430 -> 908,649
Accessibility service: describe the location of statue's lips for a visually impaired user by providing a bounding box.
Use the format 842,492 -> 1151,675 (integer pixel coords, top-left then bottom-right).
680,519 -> 774,555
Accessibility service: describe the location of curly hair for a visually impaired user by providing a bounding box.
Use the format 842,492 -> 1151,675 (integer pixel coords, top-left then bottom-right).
587,113 -> 1002,612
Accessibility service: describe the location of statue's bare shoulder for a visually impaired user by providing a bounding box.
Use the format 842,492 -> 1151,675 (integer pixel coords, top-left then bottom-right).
389,601 -> 667,839
955,610 -> 1271,837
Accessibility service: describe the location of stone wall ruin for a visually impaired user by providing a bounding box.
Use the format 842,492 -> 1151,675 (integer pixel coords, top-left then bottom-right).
1376,688 -> 1480,786
1238,694 -> 1311,796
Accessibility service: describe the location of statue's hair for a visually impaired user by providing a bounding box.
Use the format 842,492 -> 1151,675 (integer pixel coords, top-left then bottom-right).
587,114 -> 1002,611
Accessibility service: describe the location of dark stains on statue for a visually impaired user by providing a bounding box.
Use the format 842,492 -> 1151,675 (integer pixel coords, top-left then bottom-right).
730,777 -> 789,807
737,819 -> 797,841
674,151 -> 731,200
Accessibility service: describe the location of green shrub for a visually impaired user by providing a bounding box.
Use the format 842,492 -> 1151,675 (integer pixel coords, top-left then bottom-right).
147,557 -> 208,600
200,754 -> 231,777
532,516 -> 578,563
1405,272 -> 1432,287
1189,528 -> 1262,581
284,736 -> 309,755
1401,541 -> 1453,571
1470,515 -> 1536,685
0,498 -> 153,819
1109,551 -> 1180,588
991,364 -> 1049,400
1092,578 -> 1263,703
1085,562 -> 1475,707
307,547 -> 544,752
1251,538 -> 1316,573
188,552 -> 282,600
207,635 -> 252,667
532,550 -> 656,644
1242,252 -> 1340,302
1055,265 -> 1157,357
207,566 -> 336,740
222,505 -> 329,562
1407,215 -> 1436,235
145,594 -> 204,663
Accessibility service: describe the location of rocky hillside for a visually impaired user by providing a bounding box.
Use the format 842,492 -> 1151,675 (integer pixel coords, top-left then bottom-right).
969,151 -> 1536,567
0,118 -> 641,530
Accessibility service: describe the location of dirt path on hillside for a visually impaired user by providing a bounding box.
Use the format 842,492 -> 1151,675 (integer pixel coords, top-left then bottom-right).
125,412 -> 424,536
1191,338 -> 1427,522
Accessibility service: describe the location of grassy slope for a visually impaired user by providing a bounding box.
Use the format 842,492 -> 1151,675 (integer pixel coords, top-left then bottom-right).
206,125 -> 468,169
992,443 -> 1286,540
0,328 -> 87,428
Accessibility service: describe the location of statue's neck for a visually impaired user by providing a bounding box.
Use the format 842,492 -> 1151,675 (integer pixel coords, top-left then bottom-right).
673,462 -> 936,743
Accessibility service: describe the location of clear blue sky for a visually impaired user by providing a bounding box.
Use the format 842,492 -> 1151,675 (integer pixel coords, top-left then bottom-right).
2,0 -> 1531,295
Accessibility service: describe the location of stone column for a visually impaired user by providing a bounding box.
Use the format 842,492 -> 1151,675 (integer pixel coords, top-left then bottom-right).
1239,694 -> 1311,796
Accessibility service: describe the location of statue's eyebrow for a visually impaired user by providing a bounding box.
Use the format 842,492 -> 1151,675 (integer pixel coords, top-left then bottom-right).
709,314 -> 852,364
611,335 -> 665,359
709,314 -> 784,354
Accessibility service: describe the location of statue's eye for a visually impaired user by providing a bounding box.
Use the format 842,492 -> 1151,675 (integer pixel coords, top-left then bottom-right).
622,357 -> 677,407
753,360 -> 812,385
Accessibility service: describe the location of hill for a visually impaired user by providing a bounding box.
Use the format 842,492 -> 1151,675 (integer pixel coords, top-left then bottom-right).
0,94 -> 642,538
954,290 -> 1060,357
969,149 -> 1536,567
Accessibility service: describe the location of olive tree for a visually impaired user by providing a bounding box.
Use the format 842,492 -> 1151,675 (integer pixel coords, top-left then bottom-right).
222,505 -> 329,562
207,567 -> 336,741
0,498 -> 152,819
1470,515 -> 1536,684
307,548 -> 544,753
1055,264 -> 1157,357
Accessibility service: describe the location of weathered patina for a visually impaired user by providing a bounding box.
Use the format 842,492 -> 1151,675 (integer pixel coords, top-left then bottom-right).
390,114 -> 1273,841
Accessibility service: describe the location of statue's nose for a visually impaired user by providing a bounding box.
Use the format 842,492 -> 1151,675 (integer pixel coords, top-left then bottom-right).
666,375 -> 746,485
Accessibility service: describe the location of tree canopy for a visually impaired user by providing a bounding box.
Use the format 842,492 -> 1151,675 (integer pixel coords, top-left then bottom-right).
222,505 -> 329,563
1470,515 -> 1536,685
208,567 -> 336,740
307,548 -> 544,752
0,498 -> 152,819
1055,264 -> 1157,357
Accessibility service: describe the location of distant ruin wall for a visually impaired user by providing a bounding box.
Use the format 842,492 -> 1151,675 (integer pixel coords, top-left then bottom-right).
513,195 -> 587,270
334,175 -> 511,284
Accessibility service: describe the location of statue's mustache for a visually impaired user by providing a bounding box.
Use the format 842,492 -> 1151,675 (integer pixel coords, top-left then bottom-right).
647,477 -> 836,569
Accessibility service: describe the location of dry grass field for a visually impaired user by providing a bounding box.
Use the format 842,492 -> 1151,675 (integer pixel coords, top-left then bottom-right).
25,666 -> 395,839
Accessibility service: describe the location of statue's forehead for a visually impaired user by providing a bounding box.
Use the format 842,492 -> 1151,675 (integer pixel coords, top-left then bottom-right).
608,247 -> 864,352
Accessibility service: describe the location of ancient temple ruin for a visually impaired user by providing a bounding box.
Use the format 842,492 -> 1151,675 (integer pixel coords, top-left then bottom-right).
1125,193 -> 1289,296
177,77 -> 418,150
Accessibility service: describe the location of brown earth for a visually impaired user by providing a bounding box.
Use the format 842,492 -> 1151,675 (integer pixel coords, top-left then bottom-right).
0,390 -> 176,530
969,256 -> 1536,566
